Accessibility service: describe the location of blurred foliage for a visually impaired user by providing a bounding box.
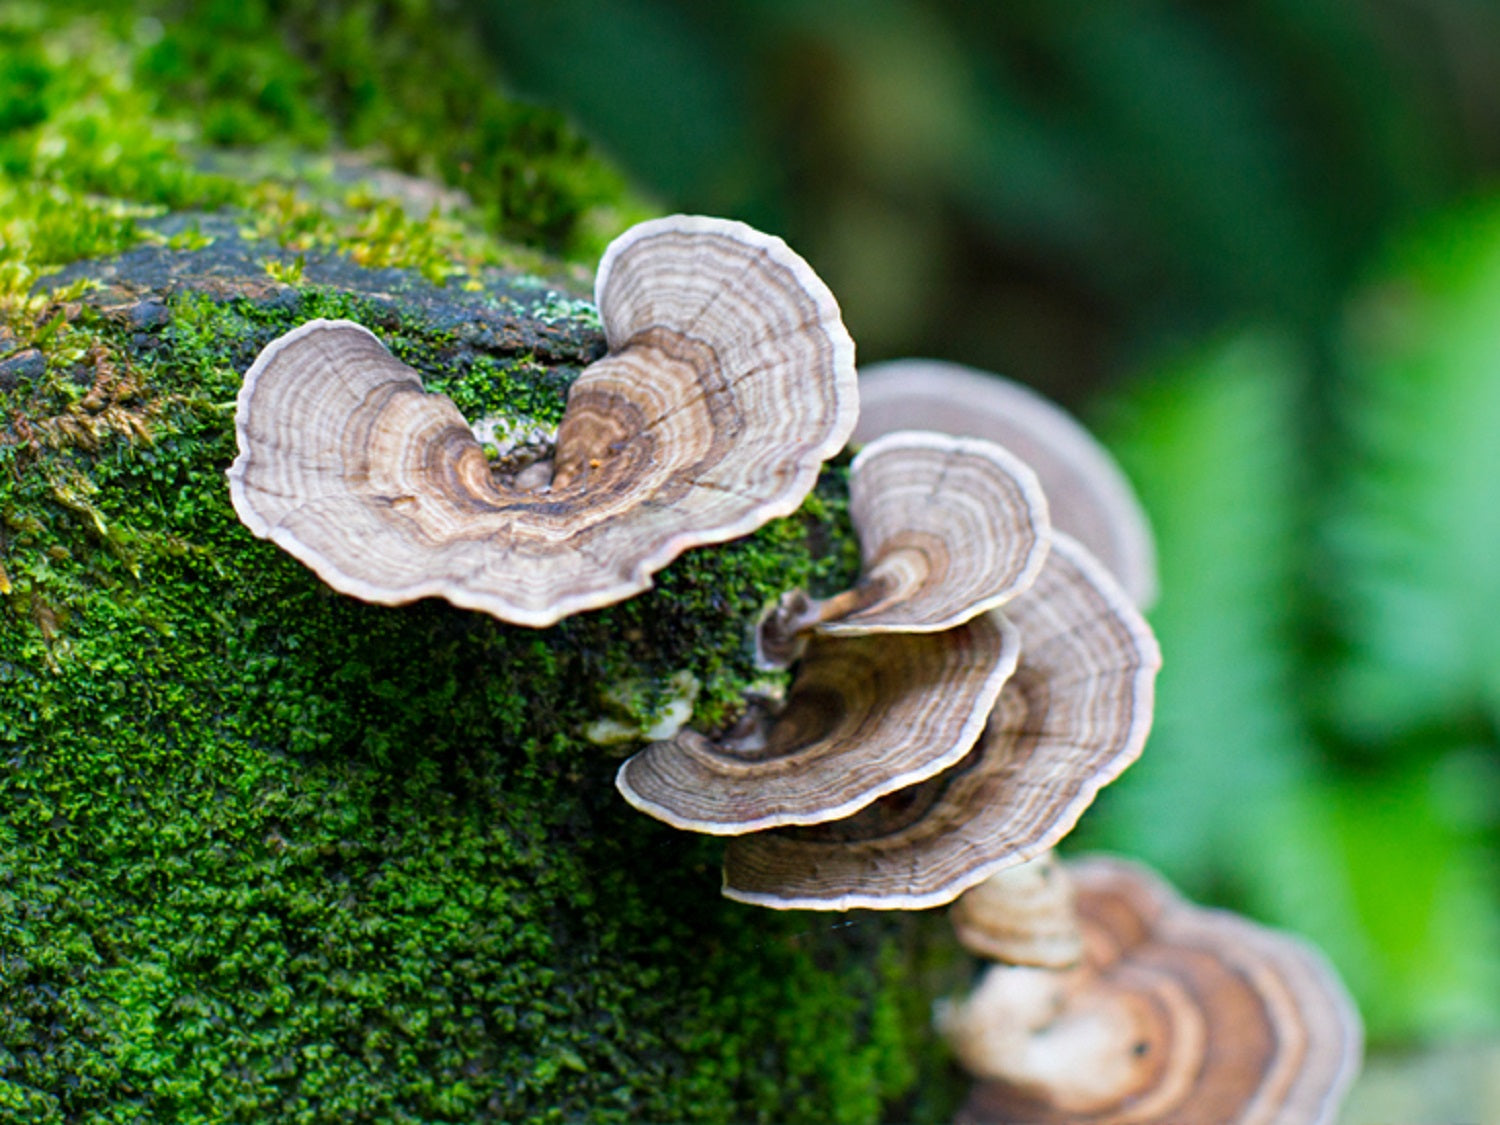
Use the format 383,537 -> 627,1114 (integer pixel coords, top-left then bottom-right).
1080,332 -> 1315,901
468,0 -> 1500,393
464,0 -> 1500,1047
1088,306 -> 1500,1042
1326,199 -> 1500,741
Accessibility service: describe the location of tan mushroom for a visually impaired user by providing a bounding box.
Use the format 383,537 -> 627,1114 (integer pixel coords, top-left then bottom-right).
941,856 -> 1363,1125
949,851 -> 1084,969
759,430 -> 1051,663
616,613 -> 1021,833
228,215 -> 858,628
722,532 -> 1159,910
856,359 -> 1157,608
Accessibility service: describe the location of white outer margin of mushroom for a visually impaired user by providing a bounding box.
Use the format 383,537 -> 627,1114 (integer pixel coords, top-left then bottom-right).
227,316 -> 374,547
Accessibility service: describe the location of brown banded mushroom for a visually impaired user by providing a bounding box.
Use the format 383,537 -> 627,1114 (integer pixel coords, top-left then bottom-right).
615,612 -> 1021,834
759,430 -> 1050,665
228,215 -> 858,628
941,856 -> 1363,1125
722,532 -> 1159,910
949,851 -> 1084,970
856,359 -> 1158,608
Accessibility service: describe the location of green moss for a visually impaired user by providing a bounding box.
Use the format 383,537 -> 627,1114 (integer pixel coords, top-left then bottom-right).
0,7 -> 242,278
130,0 -> 648,258
0,0 -> 642,296
0,275 -> 938,1124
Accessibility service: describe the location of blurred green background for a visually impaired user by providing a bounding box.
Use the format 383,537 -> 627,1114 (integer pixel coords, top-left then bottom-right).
461,0 -> 1500,1054
7,0 -> 1500,1095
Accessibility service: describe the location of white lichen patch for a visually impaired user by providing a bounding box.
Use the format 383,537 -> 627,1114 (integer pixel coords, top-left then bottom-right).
584,670 -> 701,747
534,291 -> 602,330
642,670 -> 700,740
582,716 -> 642,747
470,413 -> 558,461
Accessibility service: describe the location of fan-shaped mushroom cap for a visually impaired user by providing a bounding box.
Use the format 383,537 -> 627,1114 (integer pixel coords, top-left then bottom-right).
722,533 -> 1159,910
856,360 -> 1157,608
950,852 -> 1084,969
228,215 -> 858,627
757,430 -> 1050,666
616,613 -> 1021,834
945,856 -> 1363,1125
821,431 -> 1051,633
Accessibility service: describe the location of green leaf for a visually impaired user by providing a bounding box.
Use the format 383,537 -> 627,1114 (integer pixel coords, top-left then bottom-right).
1326,196 -> 1500,738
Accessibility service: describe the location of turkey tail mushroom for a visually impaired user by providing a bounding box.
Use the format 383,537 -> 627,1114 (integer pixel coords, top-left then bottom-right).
949,852 -> 1084,970
616,614 -> 1021,834
228,215 -> 858,628
723,533 -> 1159,910
758,430 -> 1051,665
942,856 -> 1363,1125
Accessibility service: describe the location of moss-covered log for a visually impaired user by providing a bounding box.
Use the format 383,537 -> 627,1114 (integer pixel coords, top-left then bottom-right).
0,6 -> 968,1117
0,217 -> 963,1122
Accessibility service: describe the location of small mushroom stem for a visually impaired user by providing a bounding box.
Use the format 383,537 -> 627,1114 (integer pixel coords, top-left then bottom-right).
950,851 -> 1084,969
806,584 -> 883,624
755,582 -> 890,667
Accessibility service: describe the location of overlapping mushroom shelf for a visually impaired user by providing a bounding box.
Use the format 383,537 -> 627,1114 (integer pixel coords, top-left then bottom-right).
719,534 -> 1158,910
799,430 -> 1051,636
615,397 -> 1160,913
616,615 -> 1022,834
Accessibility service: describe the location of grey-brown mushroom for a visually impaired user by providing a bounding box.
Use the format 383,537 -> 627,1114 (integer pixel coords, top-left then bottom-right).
228,215 -> 858,627
941,856 -> 1363,1125
949,851 -> 1084,970
856,359 -> 1157,608
758,430 -> 1050,664
722,532 -> 1159,910
615,613 -> 1021,834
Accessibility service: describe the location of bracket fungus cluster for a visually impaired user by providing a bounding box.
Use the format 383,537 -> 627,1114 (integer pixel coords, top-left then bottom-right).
225,212 -> 1361,1122
616,429 -> 1051,835
940,856 -> 1363,1124
229,215 -> 857,627
719,531 -> 1158,910
616,354 -> 1162,913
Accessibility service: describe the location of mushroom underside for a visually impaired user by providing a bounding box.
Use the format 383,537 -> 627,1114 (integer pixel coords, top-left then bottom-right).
952,856 -> 1363,1125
